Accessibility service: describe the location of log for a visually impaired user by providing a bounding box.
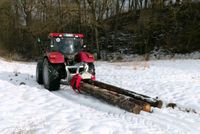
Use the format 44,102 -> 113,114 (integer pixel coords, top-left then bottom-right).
83,80 -> 163,108
80,82 -> 152,114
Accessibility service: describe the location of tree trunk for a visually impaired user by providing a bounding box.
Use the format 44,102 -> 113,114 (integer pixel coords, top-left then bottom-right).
80,82 -> 142,114
84,80 -> 163,108
80,81 -> 152,113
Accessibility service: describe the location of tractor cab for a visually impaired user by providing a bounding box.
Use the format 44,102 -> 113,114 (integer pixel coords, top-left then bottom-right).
49,33 -> 85,59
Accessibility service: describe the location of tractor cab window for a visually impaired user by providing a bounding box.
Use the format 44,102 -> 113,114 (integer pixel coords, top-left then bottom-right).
50,39 -> 59,52
50,37 -> 83,55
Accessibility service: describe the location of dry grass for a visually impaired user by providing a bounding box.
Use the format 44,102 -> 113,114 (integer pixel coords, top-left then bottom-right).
0,47 -> 12,61
112,61 -> 150,70
0,49 -> 25,62
11,126 -> 36,134
132,62 -> 150,70
12,129 -> 35,134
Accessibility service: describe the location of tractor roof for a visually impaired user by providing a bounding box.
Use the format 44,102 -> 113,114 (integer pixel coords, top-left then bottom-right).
49,33 -> 84,38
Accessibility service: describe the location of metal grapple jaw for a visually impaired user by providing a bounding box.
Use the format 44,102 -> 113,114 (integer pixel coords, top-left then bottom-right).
70,72 -> 95,93
68,62 -> 95,93
66,62 -> 90,82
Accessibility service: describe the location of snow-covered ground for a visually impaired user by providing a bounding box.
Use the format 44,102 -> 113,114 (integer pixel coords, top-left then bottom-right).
0,58 -> 200,134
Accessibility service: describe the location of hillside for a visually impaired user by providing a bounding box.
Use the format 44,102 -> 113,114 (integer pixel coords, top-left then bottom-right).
99,3 -> 200,55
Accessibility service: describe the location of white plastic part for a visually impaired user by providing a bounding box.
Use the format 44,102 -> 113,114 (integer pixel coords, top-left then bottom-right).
56,38 -> 61,42
81,72 -> 92,79
64,34 -> 74,37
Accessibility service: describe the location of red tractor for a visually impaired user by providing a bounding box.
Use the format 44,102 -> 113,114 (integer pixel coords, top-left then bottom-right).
36,33 -> 95,91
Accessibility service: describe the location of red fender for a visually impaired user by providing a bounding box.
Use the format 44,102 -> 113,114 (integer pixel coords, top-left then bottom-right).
70,74 -> 82,93
47,52 -> 65,64
75,51 -> 95,63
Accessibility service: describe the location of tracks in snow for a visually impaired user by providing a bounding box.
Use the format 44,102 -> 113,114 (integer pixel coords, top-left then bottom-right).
52,86 -> 200,134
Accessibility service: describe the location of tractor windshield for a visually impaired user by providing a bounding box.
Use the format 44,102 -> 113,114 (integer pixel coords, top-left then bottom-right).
51,37 -> 83,55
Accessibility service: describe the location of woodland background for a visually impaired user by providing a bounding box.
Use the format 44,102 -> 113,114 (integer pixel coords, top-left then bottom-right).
0,0 -> 199,60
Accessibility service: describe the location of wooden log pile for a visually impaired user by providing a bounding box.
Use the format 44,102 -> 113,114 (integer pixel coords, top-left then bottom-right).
85,80 -> 163,108
79,80 -> 163,114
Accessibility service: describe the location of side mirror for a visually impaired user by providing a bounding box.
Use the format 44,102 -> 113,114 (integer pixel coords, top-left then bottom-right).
37,37 -> 42,44
83,44 -> 86,48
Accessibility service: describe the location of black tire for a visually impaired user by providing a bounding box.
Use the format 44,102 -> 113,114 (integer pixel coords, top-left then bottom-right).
88,63 -> 95,75
43,59 -> 60,91
36,60 -> 43,84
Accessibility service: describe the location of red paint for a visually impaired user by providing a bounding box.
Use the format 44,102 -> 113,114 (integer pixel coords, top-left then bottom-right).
91,75 -> 96,81
49,33 -> 84,38
70,74 -> 96,93
47,52 -> 65,64
75,52 -> 95,63
70,74 -> 82,93
49,33 -> 62,37
75,34 -> 84,38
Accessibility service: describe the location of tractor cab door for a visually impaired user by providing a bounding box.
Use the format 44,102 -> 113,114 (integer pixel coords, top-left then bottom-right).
49,38 -> 60,52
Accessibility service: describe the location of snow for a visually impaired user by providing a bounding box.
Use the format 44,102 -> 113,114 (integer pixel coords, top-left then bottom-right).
0,58 -> 200,134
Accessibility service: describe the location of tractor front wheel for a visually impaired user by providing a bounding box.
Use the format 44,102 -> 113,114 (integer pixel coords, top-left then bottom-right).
43,59 -> 60,91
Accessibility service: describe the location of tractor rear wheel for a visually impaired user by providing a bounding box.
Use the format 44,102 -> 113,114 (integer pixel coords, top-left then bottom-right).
88,63 -> 95,75
36,60 -> 43,84
43,59 -> 60,91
